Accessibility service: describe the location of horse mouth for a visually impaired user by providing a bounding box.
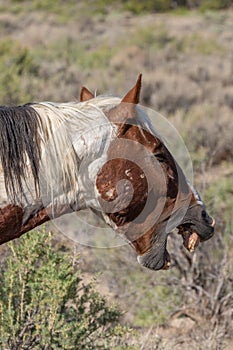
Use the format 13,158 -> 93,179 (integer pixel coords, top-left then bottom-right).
139,218 -> 215,271
177,223 -> 200,251
163,222 -> 213,270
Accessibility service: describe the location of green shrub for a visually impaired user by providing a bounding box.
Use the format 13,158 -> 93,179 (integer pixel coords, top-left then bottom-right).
204,173 -> 233,234
122,0 -> 172,13
0,229 -> 128,350
200,0 -> 232,11
0,38 -> 39,104
124,25 -> 172,50
175,33 -> 226,55
4,0 -> 232,16
41,38 -> 113,71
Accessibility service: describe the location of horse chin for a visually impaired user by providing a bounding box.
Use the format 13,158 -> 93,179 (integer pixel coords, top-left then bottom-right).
137,238 -> 171,271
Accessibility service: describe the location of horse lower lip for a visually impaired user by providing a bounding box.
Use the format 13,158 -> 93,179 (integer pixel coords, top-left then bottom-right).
163,249 -> 171,270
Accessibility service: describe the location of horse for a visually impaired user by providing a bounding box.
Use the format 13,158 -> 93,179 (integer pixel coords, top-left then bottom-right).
0,75 -> 215,270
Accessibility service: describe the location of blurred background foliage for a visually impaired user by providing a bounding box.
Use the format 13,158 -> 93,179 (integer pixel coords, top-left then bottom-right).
4,0 -> 233,13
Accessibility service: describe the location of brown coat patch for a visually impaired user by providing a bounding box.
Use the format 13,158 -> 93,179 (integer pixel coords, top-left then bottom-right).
0,205 -> 24,244
96,158 -> 148,226
0,204 -> 72,245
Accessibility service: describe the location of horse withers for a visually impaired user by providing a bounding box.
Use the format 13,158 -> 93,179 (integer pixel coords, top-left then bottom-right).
0,75 -> 215,270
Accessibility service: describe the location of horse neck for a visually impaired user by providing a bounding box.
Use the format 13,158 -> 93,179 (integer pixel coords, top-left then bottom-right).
33,100 -> 118,211
0,99 -> 119,245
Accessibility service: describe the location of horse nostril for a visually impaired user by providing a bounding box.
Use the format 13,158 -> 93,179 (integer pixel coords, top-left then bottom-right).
202,210 -> 207,219
202,210 -> 215,227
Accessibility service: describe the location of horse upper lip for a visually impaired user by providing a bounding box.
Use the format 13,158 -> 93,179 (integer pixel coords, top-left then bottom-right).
211,217 -> 215,227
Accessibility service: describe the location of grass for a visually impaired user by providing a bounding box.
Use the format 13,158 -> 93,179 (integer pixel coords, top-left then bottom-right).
134,284 -> 179,327
169,6 -> 191,15
0,38 -> 39,104
175,32 -> 226,55
2,0 -> 231,18
200,0 -> 232,12
117,268 -> 181,328
126,25 -> 172,51
122,0 -> 172,14
204,171 -> 233,234
33,37 -> 114,71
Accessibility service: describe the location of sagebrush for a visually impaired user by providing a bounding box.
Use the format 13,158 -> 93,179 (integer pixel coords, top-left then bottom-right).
0,229 -> 129,350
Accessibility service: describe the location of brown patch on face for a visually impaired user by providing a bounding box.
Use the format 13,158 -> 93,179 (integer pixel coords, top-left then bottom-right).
131,224 -> 155,255
96,118 -> 180,256
96,158 -> 148,226
121,125 -> 179,199
130,196 -> 177,256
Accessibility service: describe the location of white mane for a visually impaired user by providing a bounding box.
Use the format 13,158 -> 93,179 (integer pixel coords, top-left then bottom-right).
32,97 -> 120,208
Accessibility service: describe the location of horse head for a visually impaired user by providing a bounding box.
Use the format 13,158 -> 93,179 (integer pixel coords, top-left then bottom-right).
80,75 -> 215,270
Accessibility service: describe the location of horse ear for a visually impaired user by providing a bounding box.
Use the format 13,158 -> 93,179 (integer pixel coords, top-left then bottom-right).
108,74 -> 142,134
121,74 -> 142,105
80,86 -> 94,102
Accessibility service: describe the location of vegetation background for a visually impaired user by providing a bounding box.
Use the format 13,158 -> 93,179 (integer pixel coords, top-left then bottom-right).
0,0 -> 232,349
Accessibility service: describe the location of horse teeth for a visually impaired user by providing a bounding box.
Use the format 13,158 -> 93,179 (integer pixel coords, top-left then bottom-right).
189,246 -> 195,253
164,261 -> 171,270
188,238 -> 196,252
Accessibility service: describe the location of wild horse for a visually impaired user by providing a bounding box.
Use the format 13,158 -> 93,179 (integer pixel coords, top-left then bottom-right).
0,75 -> 214,270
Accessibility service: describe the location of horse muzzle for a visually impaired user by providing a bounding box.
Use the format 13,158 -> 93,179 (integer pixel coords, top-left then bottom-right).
193,215 -> 215,242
